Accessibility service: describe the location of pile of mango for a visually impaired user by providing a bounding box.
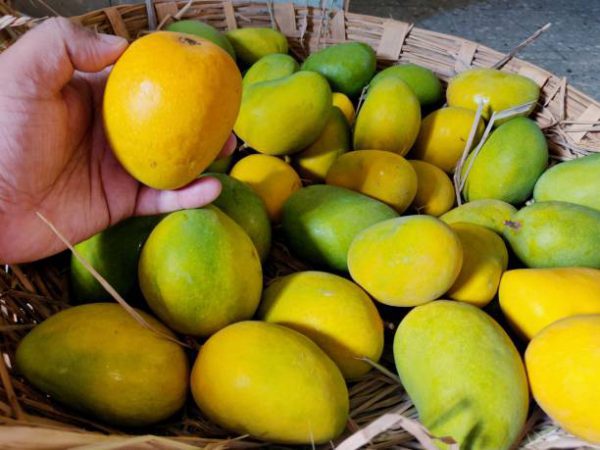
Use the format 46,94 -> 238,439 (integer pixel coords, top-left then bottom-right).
16,21 -> 600,449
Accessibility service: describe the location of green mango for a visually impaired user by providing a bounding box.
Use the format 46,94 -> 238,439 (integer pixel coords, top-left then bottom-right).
225,27 -> 287,65
447,68 -> 540,122
71,215 -> 163,303
282,185 -> 397,272
204,155 -> 232,173
292,106 -> 351,181
504,201 -> 600,269
440,200 -> 517,234
370,63 -> 443,108
394,301 -> 528,450
234,71 -> 332,155
534,152 -> 600,211
207,173 -> 271,261
243,53 -> 299,88
165,20 -> 235,58
354,77 -> 421,156
16,303 -> 189,427
301,42 -> 376,98
463,117 -> 548,205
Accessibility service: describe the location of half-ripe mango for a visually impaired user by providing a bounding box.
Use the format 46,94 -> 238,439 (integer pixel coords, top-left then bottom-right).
463,117 -> 548,204
409,160 -> 455,216
348,216 -> 463,306
207,173 -> 271,260
230,154 -> 302,222
242,53 -> 299,88
103,31 -> 242,189
526,315 -> 600,444
191,321 -> 349,444
139,207 -> 262,336
259,271 -> 384,379
301,42 -> 376,98
282,185 -> 397,272
354,77 -> 421,155
447,68 -> 540,121
394,301 -> 529,450
499,267 -> 600,339
447,223 -> 508,307
534,152 -> 600,211
165,20 -> 236,58
503,201 -> 600,269
293,107 -> 351,181
234,71 -> 332,155
332,92 -> 356,125
440,199 -> 517,234
326,150 -> 417,213
16,303 -> 188,427
369,63 -> 443,108
411,106 -> 485,173
225,27 -> 288,65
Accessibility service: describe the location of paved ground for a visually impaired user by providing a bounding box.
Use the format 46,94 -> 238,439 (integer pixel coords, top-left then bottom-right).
12,0 -> 600,100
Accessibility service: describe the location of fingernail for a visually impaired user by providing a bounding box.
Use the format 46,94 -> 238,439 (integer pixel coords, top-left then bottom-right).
98,33 -> 128,47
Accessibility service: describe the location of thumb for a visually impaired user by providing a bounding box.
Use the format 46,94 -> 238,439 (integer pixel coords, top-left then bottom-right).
0,17 -> 127,96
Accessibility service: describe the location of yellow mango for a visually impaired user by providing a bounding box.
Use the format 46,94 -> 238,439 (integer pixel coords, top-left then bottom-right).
447,223 -> 508,307
447,68 -> 540,121
348,216 -> 463,306
332,92 -> 355,125
354,77 -> 421,155
259,271 -> 384,379
411,106 -> 485,173
409,160 -> 455,216
293,107 -> 351,181
526,315 -> 600,444
326,150 -> 417,213
499,267 -> 600,340
234,71 -> 332,156
230,154 -> 302,222
440,199 -> 517,234
225,27 -> 288,65
242,53 -> 299,88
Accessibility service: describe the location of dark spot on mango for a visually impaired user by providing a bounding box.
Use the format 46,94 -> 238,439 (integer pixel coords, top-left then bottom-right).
179,36 -> 201,46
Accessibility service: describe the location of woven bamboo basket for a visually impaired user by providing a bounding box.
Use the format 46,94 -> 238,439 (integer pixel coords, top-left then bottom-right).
1,0 -> 600,448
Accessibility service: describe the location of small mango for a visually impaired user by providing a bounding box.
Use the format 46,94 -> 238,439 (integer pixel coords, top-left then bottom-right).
440,199 -> 517,234
242,53 -> 299,88
332,92 -> 355,125
409,160 -> 455,216
225,27 -> 287,65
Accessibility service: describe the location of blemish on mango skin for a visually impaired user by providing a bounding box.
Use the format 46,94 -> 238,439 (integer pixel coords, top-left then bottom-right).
504,220 -> 521,231
179,36 -> 201,46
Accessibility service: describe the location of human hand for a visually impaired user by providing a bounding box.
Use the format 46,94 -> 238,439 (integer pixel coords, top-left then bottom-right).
0,18 -> 236,264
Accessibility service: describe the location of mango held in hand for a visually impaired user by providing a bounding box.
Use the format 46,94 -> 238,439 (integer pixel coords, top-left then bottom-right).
234,71 -> 332,155
225,27 -> 287,65
348,216 -> 463,306
165,20 -> 236,58
207,173 -> 271,260
139,207 -> 262,336
499,267 -> 600,339
447,223 -> 508,307
534,152 -> 600,211
16,304 -> 188,427
302,42 -> 376,98
242,53 -> 299,88
369,63 -> 443,108
259,271 -> 383,379
394,301 -> 529,450
326,150 -> 417,213
463,117 -> 548,205
504,201 -> 600,269
293,107 -> 351,181
354,77 -> 421,155
409,160 -> 455,216
282,185 -> 397,272
441,199 -> 517,234
104,32 -> 242,190
447,67 -> 540,121
191,321 -> 349,444
526,315 -> 600,444
411,106 -> 485,173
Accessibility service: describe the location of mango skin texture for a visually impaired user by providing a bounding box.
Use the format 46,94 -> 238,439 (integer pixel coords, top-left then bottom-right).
394,301 -> 529,450
525,315 -> 600,444
225,27 -> 288,65
440,199 -> 517,234
409,160 -> 455,217
503,201 -> 600,269
242,53 -> 299,88
16,303 -> 189,427
348,216 -> 463,306
534,152 -> 600,212
234,71 -> 332,156
499,267 -> 600,340
463,117 -> 548,205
